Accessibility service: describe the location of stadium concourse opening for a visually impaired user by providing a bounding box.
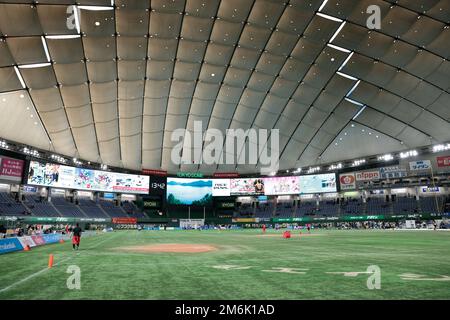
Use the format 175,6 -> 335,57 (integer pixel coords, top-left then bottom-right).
0,0 -> 449,307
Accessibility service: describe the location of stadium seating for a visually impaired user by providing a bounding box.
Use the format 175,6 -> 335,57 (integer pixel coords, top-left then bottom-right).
420,196 -> 443,214
340,198 -> 364,215
77,198 -> 109,218
393,197 -> 419,214
122,201 -> 147,218
50,196 -> 86,217
317,200 -> 340,216
256,202 -> 275,218
295,201 -> 317,217
99,199 -> 128,218
366,198 -> 392,215
0,192 -> 29,216
234,203 -> 254,217
22,194 -> 60,217
274,202 -> 293,217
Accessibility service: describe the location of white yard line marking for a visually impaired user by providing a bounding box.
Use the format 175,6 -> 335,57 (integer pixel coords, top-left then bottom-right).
0,233 -> 116,294
0,256 -> 71,293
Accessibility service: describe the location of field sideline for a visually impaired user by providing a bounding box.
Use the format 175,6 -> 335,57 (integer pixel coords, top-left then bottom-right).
0,229 -> 449,300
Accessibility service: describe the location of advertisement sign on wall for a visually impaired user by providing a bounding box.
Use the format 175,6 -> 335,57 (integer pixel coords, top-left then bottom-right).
409,160 -> 432,171
112,217 -> 137,224
299,173 -> 336,194
212,179 -> 231,197
355,170 -> 380,181
264,176 -> 300,195
0,156 -> 24,182
339,173 -> 356,190
0,237 -> 24,254
230,178 -> 265,195
437,156 -> 450,168
17,236 -> 37,248
380,166 -> 407,179
27,161 -> 149,194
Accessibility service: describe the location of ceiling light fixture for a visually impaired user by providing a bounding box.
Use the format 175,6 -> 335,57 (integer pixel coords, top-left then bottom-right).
346,79 -> 361,97
338,51 -> 354,71
18,63 -> 51,69
336,71 -> 358,80
46,35 -> 81,39
329,21 -> 346,42
327,43 -> 351,53
352,105 -> 367,120
13,67 -> 26,88
78,6 -> 114,11
71,5 -> 81,34
345,97 -> 364,107
317,12 -> 343,23
318,0 -> 329,12
41,36 -> 51,62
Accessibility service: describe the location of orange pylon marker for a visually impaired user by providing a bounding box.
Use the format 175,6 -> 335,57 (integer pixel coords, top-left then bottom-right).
59,239 -> 64,244
23,245 -> 30,251
48,254 -> 54,268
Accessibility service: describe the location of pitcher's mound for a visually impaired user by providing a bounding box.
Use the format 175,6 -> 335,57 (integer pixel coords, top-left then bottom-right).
114,244 -> 217,253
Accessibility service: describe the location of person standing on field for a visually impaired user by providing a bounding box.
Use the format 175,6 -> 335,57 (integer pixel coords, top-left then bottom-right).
72,223 -> 82,250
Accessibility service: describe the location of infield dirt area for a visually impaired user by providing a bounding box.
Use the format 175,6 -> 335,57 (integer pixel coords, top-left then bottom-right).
113,243 -> 218,253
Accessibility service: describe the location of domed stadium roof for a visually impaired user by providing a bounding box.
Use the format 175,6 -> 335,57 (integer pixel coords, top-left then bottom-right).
0,0 -> 448,174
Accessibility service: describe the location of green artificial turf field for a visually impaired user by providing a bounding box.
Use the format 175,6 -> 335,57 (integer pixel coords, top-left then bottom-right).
0,229 -> 449,300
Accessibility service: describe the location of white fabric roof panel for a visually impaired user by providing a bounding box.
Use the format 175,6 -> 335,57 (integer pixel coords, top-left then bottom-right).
0,0 -> 448,173
0,67 -> 22,91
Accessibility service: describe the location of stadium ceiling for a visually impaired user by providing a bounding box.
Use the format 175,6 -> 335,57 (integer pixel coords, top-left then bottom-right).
0,0 -> 449,175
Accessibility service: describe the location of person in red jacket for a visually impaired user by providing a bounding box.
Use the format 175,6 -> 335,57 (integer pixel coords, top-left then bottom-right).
262,224 -> 266,234
71,223 -> 82,250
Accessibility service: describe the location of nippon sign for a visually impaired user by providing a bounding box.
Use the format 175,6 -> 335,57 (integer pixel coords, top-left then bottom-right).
409,160 -> 432,171
339,173 -> 356,190
355,170 -> 380,181
437,156 -> 450,168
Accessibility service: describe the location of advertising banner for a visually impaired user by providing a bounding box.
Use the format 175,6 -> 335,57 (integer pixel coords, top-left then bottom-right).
217,201 -> 235,209
213,172 -> 239,178
212,179 -> 231,196
18,236 -> 37,248
437,156 -> 450,168
264,176 -> 300,195
339,173 -> 356,190
112,217 -> 137,224
232,218 -> 258,223
420,186 -> 440,193
31,235 -> 45,246
42,234 -> 62,244
0,237 -> 24,254
409,160 -> 432,171
355,170 -> 380,181
143,200 -> 160,208
230,178 -> 265,195
299,173 -> 336,194
380,166 -> 407,179
27,161 -> 149,194
0,156 -> 24,182
142,169 -> 167,176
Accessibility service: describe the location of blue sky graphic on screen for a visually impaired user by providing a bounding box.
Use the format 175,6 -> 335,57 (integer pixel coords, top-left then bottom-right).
166,178 -> 213,205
